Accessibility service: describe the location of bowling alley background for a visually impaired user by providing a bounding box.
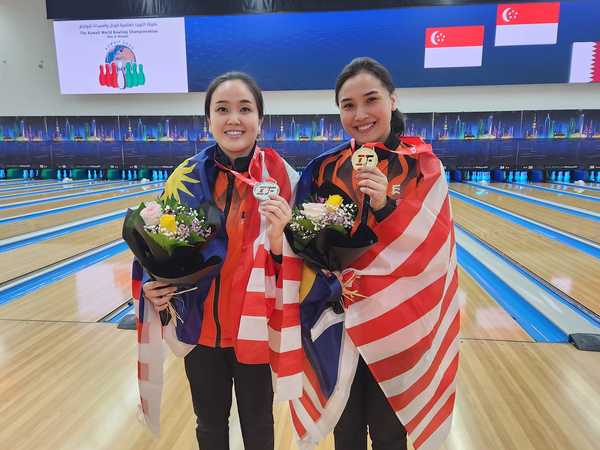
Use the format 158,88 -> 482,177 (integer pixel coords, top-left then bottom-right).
1,0 -> 599,179
1,110 -> 599,175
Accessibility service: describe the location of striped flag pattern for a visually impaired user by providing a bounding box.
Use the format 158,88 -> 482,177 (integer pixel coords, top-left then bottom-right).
236,156 -> 304,400
289,139 -> 460,450
133,148 -> 302,434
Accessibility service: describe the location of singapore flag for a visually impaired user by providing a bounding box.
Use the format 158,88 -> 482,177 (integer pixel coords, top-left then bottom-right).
495,2 -> 560,46
424,26 -> 484,69
569,42 -> 600,83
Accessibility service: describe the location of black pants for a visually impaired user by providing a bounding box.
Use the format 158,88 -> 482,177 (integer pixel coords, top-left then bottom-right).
334,357 -> 407,450
184,345 -> 274,450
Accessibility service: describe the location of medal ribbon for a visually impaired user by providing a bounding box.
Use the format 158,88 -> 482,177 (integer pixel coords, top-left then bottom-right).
214,145 -> 276,188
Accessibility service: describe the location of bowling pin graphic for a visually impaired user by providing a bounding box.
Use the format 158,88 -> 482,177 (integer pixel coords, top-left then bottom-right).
131,63 -> 139,87
138,64 -> 146,86
111,62 -> 118,88
99,65 -> 106,86
116,61 -> 126,89
125,63 -> 132,88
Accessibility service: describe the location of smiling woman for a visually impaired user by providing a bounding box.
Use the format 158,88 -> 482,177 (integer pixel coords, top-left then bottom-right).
134,72 -> 301,450
205,73 -> 264,159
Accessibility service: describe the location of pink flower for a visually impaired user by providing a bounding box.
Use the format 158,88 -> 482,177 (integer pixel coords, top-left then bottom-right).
140,201 -> 162,226
301,202 -> 326,221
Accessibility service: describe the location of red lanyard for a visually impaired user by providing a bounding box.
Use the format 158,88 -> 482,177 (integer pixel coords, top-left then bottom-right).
214,145 -> 276,187
350,138 -> 419,156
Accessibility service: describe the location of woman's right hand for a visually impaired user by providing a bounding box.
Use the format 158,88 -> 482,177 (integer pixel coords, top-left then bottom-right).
142,281 -> 177,312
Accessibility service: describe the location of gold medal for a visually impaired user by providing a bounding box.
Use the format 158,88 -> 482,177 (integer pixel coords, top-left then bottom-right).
351,146 -> 379,170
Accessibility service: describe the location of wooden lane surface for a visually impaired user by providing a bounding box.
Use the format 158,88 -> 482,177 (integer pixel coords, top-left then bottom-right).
0,192 -> 156,240
278,341 -> 600,450
0,251 -> 132,322
3,321 -> 597,450
0,181 -> 132,205
0,321 -> 198,450
0,183 -> 161,218
451,196 -> 600,316
0,219 -> 124,284
0,180 -> 117,195
452,183 -> 600,244
494,183 -> 600,214
0,180 -> 64,190
537,183 -> 600,198
456,268 -> 531,342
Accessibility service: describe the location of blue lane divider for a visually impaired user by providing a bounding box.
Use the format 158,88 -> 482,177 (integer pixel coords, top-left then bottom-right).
456,223 -> 600,331
465,182 -> 600,223
108,302 -> 135,323
0,180 -> 126,200
456,244 -> 567,343
0,210 -> 126,253
0,179 -> 103,193
0,241 -> 127,306
0,181 -> 161,210
450,190 -> 600,260
548,181 -> 600,192
0,187 -> 162,224
510,182 -> 600,203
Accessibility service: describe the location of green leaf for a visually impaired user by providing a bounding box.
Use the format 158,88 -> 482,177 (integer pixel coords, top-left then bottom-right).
328,224 -> 347,235
146,231 -> 191,256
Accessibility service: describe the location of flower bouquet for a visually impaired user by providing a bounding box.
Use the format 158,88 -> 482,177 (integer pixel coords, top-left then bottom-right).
285,192 -> 377,396
122,195 -> 224,286
285,193 -> 377,274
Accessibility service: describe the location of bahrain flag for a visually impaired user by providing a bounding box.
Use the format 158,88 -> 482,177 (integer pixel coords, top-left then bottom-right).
424,26 -> 484,69
495,2 -> 560,46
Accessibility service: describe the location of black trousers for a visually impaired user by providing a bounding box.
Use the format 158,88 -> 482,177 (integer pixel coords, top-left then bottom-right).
334,357 -> 407,450
184,345 -> 274,450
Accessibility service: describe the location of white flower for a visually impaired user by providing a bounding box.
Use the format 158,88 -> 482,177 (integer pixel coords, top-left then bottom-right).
301,202 -> 326,221
140,201 -> 162,226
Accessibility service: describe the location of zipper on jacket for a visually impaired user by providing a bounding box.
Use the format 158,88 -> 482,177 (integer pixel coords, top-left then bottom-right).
213,172 -> 235,347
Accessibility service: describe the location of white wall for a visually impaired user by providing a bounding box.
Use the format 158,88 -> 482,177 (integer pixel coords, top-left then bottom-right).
1,0 -> 600,117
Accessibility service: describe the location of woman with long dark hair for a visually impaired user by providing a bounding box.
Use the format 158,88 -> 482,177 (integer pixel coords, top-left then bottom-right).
290,58 -> 459,450
137,71 -> 300,450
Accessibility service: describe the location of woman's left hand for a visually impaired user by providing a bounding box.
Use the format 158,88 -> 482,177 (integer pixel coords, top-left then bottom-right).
258,194 -> 292,255
357,166 -> 389,211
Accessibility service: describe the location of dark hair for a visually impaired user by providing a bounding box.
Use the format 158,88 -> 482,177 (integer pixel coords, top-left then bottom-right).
335,57 -> 405,135
204,71 -> 264,119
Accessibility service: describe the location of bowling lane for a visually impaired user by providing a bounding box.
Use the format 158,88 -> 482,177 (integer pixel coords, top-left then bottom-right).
0,251 -> 132,322
0,180 -> 129,204
452,183 -> 600,244
537,182 -> 600,198
0,192 -> 156,240
0,179 -> 104,193
0,182 -> 162,219
457,268 -> 532,342
0,218 -> 124,284
450,196 -> 600,317
494,183 -> 600,214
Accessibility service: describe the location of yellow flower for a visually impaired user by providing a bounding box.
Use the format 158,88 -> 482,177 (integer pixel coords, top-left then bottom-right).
325,194 -> 343,210
159,214 -> 177,233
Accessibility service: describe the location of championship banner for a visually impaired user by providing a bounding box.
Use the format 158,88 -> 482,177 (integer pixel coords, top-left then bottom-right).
53,18 -> 188,94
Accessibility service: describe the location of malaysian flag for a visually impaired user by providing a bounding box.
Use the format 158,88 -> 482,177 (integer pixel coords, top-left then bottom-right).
133,147 -> 302,434
289,137 -> 460,450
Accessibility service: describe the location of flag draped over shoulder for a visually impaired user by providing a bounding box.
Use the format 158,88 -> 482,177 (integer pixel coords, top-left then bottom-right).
289,137 -> 460,450
132,146 -> 302,434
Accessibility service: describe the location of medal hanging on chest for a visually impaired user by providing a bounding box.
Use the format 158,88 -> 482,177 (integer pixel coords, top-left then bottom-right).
215,147 -> 279,202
